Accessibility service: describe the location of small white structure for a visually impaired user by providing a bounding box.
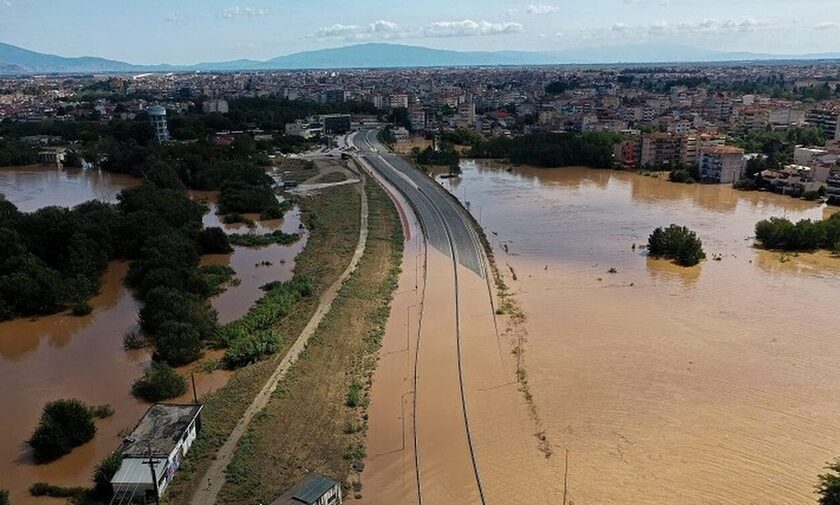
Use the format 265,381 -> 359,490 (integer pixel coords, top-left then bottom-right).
111,404 -> 202,501
271,474 -> 342,505
286,119 -> 323,139
202,99 -> 229,114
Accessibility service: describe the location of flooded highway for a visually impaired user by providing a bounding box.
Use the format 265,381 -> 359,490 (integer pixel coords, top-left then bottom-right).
436,161 -> 840,505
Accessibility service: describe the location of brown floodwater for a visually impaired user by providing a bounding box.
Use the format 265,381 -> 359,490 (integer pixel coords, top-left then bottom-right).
0,171 -> 304,504
0,166 -> 140,212
437,161 -> 840,505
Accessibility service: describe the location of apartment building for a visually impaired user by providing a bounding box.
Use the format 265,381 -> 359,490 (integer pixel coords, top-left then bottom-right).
640,133 -> 683,169
698,145 -> 746,184
806,108 -> 840,141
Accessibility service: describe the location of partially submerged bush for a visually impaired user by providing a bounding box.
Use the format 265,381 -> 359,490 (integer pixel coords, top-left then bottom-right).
647,224 -> 706,267
28,399 -> 96,463
755,213 -> 840,251
223,331 -> 281,368
131,362 -> 187,402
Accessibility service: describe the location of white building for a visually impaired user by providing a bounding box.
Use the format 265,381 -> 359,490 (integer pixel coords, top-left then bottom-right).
285,120 -> 323,139
111,404 -> 203,501
698,145 -> 746,184
202,99 -> 229,114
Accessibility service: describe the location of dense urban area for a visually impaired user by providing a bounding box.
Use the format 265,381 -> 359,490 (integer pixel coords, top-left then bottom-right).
2,60 -> 840,505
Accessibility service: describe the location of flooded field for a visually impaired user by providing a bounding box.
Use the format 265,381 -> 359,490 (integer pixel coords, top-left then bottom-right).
439,162 -> 840,505
0,168 -> 302,503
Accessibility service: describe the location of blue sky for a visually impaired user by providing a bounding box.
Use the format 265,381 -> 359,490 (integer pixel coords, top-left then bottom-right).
1,0 -> 839,63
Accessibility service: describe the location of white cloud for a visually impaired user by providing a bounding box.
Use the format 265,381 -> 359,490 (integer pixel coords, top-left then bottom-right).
422,20 -> 523,37
313,19 -> 523,41
526,4 -> 558,15
222,6 -> 270,19
603,17 -> 764,38
815,22 -> 840,31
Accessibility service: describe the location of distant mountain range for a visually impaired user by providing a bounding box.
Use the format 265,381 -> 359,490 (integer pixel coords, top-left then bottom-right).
2,41 -> 840,74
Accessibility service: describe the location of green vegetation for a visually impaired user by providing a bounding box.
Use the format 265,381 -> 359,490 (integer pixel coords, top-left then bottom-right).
89,404 -> 114,419
754,213 -> 840,252
0,489 -> 8,505
200,265 -> 237,296
648,224 -> 707,267
545,78 -> 580,95
28,451 -> 122,504
164,184 -> 361,504
228,230 -> 301,247
439,128 -> 486,146
0,138 -> 38,166
28,399 -> 96,463
818,459 -> 840,505
467,132 -> 620,168
199,227 -> 234,254
414,145 -> 459,166
211,180 -> 402,504
668,168 -> 696,184
731,127 -> 826,170
216,276 -> 313,367
132,361 -> 188,402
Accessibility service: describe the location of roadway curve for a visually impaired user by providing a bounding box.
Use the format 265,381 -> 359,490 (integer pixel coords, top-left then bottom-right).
353,129 -> 488,505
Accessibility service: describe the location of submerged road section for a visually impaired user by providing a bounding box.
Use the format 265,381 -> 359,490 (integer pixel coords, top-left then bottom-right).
353,130 -> 560,505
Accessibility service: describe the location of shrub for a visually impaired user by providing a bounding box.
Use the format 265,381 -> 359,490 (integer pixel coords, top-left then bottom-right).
647,224 -> 706,267
89,404 -> 114,419
755,213 -> 840,252
92,452 -> 123,499
346,379 -> 363,407
223,331 -> 282,368
28,399 -> 96,463
29,483 -> 85,498
0,489 -> 8,505
123,331 -> 146,350
71,301 -> 93,316
198,227 -> 233,254
131,362 -> 188,402
227,230 -> 301,247
668,169 -> 695,184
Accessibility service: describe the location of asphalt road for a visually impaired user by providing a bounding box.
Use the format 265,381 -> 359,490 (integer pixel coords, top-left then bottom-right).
354,129 -> 484,276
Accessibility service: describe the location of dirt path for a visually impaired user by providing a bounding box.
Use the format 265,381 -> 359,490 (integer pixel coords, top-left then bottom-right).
189,180 -> 369,505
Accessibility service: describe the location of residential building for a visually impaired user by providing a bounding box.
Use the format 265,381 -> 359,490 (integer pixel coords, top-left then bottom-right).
827,169 -> 840,203
111,404 -> 203,501
202,99 -> 229,114
316,114 -> 352,134
698,145 -> 746,184
640,133 -> 683,169
806,108 -> 840,141
271,474 -> 342,505
389,93 -> 409,109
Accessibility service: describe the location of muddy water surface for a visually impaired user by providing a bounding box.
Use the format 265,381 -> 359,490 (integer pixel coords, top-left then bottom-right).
0,171 -> 303,504
440,162 -> 840,505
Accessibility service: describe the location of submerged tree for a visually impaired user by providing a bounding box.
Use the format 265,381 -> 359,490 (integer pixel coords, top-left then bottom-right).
647,224 -> 706,267
818,459 -> 840,505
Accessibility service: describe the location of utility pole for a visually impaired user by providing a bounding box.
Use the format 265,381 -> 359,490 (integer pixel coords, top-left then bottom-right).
191,372 -> 198,405
147,443 -> 160,505
562,448 -> 570,505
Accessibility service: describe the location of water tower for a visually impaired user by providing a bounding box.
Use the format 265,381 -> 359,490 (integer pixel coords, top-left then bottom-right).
147,105 -> 170,142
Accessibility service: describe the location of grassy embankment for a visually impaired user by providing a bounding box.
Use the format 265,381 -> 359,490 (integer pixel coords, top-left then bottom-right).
164,183 -> 362,504
213,181 -> 403,503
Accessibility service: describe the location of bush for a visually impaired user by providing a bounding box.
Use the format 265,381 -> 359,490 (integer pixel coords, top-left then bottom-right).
71,301 -> 93,316
29,483 -> 85,498
123,331 -> 146,350
227,230 -> 301,247
223,331 -> 282,368
92,452 -> 123,499
0,489 -> 8,505
28,399 -> 96,463
131,362 -> 187,402
647,224 -> 706,267
668,169 -> 695,184
89,404 -> 114,419
755,213 -> 840,251
198,227 -> 233,254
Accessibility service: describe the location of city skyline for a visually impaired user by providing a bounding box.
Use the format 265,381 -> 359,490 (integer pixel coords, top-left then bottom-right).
1,0 -> 839,65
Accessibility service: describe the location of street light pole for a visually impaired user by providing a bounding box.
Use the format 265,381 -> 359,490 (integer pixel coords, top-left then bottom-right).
147,443 -> 160,505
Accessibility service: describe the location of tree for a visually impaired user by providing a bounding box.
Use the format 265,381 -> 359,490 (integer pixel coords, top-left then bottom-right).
28,399 -> 96,463
648,224 -> 706,267
198,227 -> 233,254
818,459 -> 840,505
131,362 -> 188,402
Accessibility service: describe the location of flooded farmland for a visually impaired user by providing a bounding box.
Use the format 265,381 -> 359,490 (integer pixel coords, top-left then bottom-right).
439,162 -> 840,505
0,168 -> 303,504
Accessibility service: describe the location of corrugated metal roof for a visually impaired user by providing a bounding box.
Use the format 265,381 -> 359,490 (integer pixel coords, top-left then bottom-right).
293,474 -> 338,504
111,457 -> 166,485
